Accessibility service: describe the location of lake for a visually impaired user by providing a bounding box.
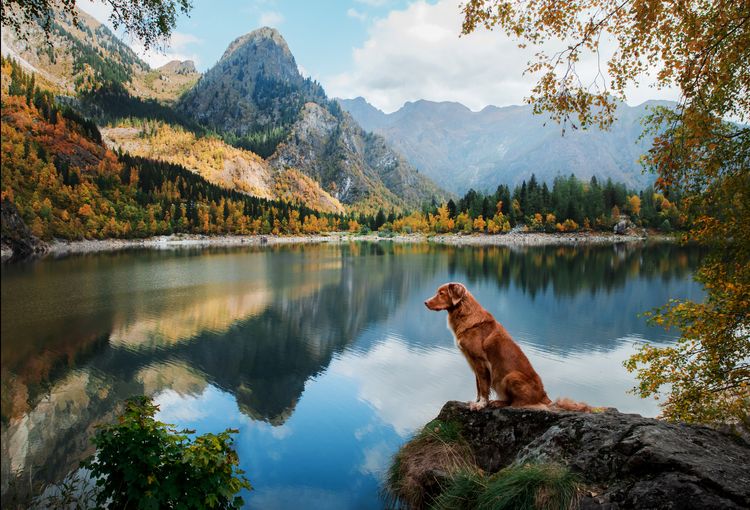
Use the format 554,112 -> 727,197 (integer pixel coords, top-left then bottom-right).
1,241 -> 703,508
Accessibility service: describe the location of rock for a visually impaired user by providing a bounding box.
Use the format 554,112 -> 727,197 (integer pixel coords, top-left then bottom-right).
1,198 -> 48,262
432,401 -> 750,509
614,219 -> 628,235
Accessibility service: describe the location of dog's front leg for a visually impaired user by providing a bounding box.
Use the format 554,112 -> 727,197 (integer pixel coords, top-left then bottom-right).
468,360 -> 491,411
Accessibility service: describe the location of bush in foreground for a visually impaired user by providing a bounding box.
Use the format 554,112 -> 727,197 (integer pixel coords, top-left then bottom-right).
83,396 -> 251,509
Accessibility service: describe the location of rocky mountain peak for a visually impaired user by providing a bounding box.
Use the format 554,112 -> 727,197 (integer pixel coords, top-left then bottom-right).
220,26 -> 293,64
176,25 -> 314,144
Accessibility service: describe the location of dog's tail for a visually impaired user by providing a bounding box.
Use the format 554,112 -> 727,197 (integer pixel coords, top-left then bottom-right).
550,397 -> 592,413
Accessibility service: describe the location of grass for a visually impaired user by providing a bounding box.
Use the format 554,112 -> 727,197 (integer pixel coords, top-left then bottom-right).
429,469 -> 486,510
386,418 -> 581,509
385,419 -> 476,509
431,463 -> 580,510
477,464 -> 580,510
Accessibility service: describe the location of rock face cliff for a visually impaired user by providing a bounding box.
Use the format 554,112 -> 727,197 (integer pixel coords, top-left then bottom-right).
1,198 -> 47,261
269,102 -> 445,210
394,401 -> 750,509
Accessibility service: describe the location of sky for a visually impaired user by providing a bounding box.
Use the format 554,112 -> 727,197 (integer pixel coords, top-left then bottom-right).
77,0 -> 679,113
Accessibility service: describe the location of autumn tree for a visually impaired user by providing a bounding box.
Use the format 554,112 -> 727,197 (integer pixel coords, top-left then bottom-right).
463,0 -> 749,425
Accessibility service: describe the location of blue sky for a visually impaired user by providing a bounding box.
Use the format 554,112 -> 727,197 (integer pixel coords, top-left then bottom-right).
78,0 -> 679,113
137,0 -> 418,78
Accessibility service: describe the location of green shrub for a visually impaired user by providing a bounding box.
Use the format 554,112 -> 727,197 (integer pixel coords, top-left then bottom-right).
83,396 -> 251,509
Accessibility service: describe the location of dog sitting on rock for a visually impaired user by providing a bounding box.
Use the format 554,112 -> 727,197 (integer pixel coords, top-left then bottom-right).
425,282 -> 589,412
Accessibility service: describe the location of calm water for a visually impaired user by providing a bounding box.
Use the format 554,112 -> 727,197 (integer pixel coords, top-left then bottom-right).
1,242 -> 702,508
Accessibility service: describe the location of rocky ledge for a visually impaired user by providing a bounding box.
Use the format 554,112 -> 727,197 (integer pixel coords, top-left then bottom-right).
390,401 -> 749,509
1,198 -> 47,262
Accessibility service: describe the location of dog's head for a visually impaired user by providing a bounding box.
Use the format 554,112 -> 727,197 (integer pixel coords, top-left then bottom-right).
424,282 -> 467,311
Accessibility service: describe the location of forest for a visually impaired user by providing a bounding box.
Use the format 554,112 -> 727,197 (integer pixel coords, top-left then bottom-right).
2,55 -> 681,241
374,177 -> 682,235
1,57 -> 347,240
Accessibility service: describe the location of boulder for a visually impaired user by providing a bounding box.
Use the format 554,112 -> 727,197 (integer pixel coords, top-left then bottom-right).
613,219 -> 629,235
430,401 -> 750,509
1,198 -> 48,262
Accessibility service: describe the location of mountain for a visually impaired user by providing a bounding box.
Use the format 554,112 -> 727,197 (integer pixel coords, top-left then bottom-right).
268,102 -> 445,211
338,97 -> 671,194
0,7 -> 199,101
0,57 -> 352,247
2,11 -> 446,213
178,27 -> 325,143
179,28 -> 448,212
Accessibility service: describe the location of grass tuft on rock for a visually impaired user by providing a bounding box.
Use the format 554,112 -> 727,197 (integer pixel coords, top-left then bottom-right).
429,463 -> 580,510
387,416 -> 581,509
477,463 -> 580,510
385,419 -> 475,509
429,468 -> 486,510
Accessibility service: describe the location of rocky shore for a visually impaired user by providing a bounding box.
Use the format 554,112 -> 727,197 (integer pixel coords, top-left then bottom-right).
387,401 -> 750,509
2,230 -> 676,261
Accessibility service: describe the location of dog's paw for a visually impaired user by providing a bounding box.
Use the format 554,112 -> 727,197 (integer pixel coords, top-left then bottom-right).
469,398 -> 488,411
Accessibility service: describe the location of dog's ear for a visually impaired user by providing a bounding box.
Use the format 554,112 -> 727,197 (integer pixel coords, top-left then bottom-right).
448,283 -> 466,306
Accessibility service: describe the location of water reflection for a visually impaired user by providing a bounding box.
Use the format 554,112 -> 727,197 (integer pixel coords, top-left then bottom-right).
1,242 -> 702,508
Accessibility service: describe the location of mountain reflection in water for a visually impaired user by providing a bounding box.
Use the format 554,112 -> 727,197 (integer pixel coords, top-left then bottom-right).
1,242 -> 702,508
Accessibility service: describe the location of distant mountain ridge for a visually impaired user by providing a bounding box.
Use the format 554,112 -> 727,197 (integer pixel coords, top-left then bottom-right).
338,96 -> 672,194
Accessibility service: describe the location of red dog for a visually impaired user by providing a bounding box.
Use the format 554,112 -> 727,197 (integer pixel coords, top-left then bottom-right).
425,282 -> 588,411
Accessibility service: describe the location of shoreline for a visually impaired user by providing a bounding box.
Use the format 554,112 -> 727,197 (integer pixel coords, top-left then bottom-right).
27,231 -> 677,258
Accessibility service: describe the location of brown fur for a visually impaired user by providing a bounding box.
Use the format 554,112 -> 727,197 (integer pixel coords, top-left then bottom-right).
425,282 -> 589,412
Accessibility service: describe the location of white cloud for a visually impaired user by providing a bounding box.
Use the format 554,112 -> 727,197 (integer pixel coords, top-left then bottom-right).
127,30 -> 202,69
325,0 -> 679,113
259,11 -> 285,27
359,441 -> 392,477
331,337 -> 471,436
347,8 -> 368,21
155,388 -> 212,422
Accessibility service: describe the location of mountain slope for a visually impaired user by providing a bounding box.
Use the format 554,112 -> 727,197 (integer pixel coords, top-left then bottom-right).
0,58 -> 348,246
0,7 -> 199,101
101,121 -> 345,214
338,97 -> 668,194
269,102 -> 445,212
179,28 -> 448,212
